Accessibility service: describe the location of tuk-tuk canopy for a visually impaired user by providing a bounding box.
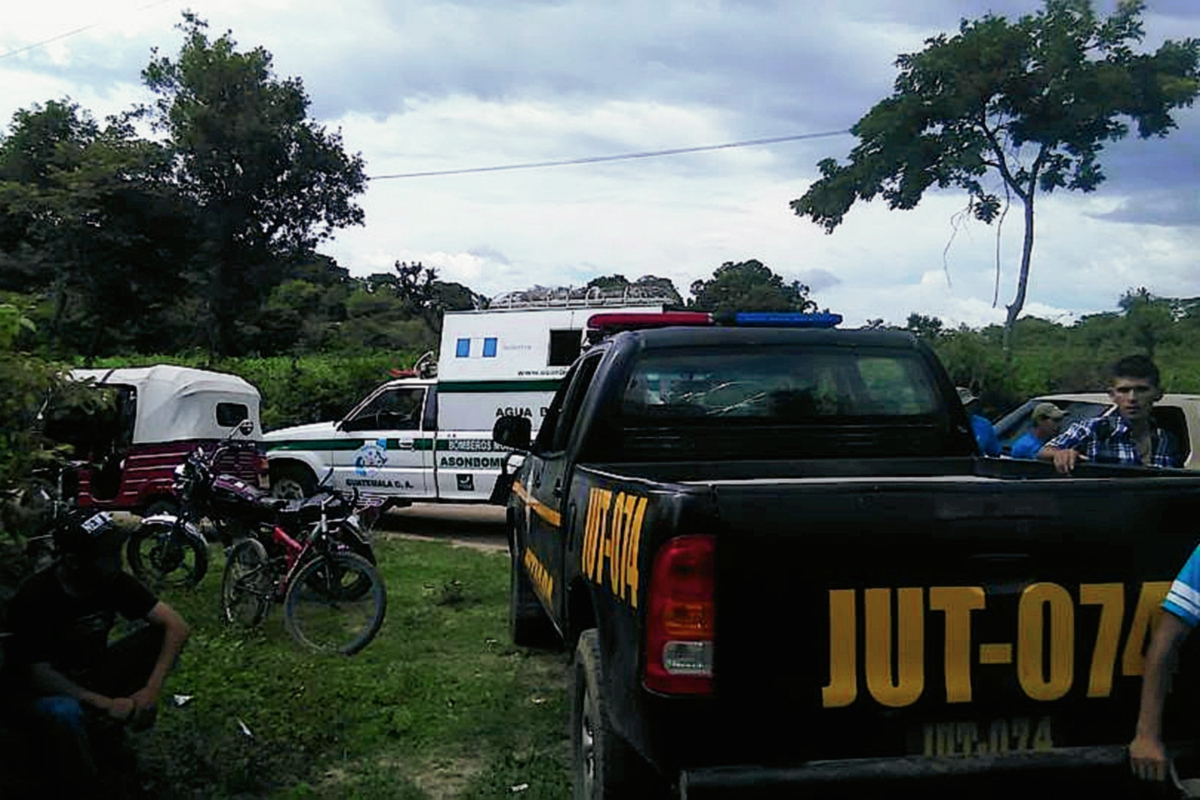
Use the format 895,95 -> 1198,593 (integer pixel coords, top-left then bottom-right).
70,365 -> 262,445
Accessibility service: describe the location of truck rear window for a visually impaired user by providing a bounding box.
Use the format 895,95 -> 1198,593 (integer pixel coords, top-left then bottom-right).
620,348 -> 942,420
592,346 -> 966,461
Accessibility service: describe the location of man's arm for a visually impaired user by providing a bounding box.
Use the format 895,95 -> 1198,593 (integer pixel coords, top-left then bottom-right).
1130,612 -> 1191,782
1039,419 -> 1092,474
128,601 -> 189,718
26,662 -> 135,720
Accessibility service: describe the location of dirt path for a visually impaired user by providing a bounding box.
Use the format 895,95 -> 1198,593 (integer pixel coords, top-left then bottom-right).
375,503 -> 507,553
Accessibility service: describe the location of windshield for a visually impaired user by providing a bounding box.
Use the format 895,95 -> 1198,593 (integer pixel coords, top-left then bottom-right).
993,399 -> 1110,451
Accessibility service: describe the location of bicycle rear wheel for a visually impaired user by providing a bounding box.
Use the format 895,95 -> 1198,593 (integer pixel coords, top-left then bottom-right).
283,552 -> 386,655
222,538 -> 271,627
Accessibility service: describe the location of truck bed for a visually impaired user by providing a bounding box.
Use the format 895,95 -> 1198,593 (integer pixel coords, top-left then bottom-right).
598,457 -> 1200,778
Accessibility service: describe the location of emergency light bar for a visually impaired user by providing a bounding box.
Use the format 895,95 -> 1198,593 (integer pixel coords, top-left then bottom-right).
586,310 -> 841,340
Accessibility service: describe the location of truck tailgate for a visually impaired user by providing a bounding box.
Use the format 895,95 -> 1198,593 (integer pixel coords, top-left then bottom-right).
703,473 -> 1200,767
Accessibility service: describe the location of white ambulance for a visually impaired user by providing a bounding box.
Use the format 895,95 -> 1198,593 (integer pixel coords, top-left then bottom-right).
263,293 -> 668,506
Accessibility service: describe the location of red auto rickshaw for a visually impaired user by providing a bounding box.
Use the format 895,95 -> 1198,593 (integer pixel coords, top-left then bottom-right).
46,365 -> 268,516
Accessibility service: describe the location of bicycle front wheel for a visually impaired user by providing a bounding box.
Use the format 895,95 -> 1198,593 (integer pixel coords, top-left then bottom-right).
283,552 -> 386,655
222,538 -> 271,627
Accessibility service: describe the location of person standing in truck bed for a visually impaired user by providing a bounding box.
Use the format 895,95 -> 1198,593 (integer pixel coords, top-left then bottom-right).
1039,355 -> 1182,472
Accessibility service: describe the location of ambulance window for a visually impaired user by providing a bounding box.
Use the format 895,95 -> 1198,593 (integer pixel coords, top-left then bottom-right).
483,337 -> 498,358
548,329 -> 582,366
216,403 -> 249,427
456,338 -> 471,358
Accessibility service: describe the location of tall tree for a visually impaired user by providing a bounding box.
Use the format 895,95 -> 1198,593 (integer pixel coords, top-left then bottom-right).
142,13 -> 367,356
0,101 -> 185,357
791,0 -> 1200,362
688,259 -> 817,314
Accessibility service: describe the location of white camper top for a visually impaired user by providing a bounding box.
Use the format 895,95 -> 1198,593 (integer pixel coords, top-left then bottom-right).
438,304 -> 666,385
70,365 -> 262,444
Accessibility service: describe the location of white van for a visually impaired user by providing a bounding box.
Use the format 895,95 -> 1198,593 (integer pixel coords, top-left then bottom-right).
263,296 -> 667,506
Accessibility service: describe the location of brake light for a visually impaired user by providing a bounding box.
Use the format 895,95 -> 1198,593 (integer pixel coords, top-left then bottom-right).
644,535 -> 715,695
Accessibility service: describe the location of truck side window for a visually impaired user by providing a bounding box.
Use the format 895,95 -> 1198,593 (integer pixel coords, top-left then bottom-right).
343,387 -> 427,431
551,354 -> 603,453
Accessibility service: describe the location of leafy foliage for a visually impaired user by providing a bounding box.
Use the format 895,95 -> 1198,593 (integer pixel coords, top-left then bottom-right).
688,259 -> 817,314
792,0 -> 1200,359
141,13 -> 367,357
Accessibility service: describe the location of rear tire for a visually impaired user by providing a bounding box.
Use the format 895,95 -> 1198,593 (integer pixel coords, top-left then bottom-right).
572,629 -> 665,800
271,464 -> 315,499
126,521 -> 209,589
509,540 -> 561,649
283,552 -> 386,655
222,538 -> 271,627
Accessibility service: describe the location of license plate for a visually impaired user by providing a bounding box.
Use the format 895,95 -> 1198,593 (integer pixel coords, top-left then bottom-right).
917,716 -> 1053,758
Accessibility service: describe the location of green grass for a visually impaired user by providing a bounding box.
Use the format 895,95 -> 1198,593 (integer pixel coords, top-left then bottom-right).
131,537 -> 572,799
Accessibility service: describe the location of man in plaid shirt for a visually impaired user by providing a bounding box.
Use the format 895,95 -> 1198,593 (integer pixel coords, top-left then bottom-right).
1039,354 -> 1182,473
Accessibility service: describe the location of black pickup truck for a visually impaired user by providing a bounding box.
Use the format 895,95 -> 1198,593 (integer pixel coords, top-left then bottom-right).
491,316 -> 1200,798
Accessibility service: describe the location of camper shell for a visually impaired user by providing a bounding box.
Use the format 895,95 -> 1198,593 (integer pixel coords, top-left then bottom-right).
50,365 -> 266,515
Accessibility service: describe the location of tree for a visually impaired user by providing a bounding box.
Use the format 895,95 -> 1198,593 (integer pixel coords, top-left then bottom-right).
1118,286 -> 1177,359
586,274 -> 683,305
688,259 -> 817,314
0,101 -> 186,358
791,0 -> 1200,362
142,13 -> 367,357
905,313 -> 944,340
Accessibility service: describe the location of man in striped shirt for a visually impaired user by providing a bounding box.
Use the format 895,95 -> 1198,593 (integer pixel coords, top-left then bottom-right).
1130,548 -> 1200,783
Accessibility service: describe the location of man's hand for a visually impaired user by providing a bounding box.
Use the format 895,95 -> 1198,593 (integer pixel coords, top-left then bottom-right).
1051,448 -> 1086,474
129,685 -> 160,731
104,696 -> 135,721
1130,734 -> 1171,782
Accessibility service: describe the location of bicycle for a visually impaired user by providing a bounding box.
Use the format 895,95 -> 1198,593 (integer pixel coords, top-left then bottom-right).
220,490 -> 387,655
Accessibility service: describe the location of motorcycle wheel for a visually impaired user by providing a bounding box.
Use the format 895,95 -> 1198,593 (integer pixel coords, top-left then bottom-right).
126,521 -> 209,590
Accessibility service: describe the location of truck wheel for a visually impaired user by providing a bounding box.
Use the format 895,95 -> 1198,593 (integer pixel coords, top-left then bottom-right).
572,630 -> 665,800
509,542 -> 560,649
272,464 -> 315,499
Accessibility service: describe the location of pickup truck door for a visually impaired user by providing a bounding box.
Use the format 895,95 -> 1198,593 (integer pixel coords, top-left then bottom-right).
520,353 -> 605,617
334,385 -> 432,496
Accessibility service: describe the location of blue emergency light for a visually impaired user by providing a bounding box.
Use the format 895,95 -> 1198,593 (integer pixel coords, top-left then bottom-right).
715,312 -> 843,328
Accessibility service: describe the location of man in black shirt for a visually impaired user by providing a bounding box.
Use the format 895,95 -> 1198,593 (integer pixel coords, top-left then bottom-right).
4,511 -> 190,795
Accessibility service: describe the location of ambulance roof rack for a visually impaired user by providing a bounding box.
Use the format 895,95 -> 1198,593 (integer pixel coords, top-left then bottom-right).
488,285 -> 676,310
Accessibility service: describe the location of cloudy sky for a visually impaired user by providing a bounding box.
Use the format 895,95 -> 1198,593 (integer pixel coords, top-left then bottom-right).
2,0 -> 1198,328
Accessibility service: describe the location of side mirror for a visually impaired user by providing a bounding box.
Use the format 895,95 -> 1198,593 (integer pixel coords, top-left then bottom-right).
493,415 -> 532,451
238,419 -> 255,436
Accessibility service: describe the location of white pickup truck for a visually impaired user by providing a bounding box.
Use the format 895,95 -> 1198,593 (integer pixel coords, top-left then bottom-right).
993,392 -> 1199,469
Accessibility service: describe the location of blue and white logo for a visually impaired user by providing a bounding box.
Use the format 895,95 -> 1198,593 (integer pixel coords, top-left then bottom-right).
355,438 -> 389,476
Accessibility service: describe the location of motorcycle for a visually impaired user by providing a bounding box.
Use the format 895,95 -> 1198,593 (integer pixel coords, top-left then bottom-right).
126,422 -> 380,589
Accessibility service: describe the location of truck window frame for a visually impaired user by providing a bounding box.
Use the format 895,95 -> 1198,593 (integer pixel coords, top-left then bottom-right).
533,352 -> 603,456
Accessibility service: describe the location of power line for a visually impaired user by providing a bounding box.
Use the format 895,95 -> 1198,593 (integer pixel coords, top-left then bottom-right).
367,129 -> 851,181
0,0 -> 175,62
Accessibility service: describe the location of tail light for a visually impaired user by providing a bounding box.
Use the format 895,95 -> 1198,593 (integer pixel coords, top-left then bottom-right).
644,535 -> 715,695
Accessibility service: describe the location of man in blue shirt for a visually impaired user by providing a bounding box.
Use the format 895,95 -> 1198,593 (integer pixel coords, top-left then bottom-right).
1039,355 -> 1182,472
958,387 -> 1001,456
1010,402 -> 1065,459
1130,545 -> 1200,783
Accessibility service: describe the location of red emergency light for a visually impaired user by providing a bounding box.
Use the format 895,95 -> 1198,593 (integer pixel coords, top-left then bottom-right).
586,311 -> 714,335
